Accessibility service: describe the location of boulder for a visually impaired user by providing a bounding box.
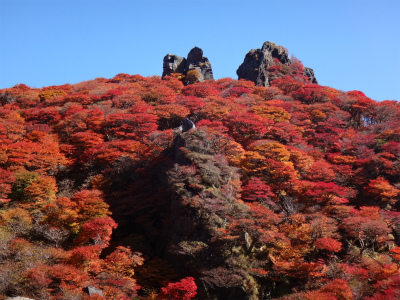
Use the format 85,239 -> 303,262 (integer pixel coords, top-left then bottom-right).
162,47 -> 214,82
83,286 -> 104,297
304,67 -> 318,84
237,41 -> 291,87
185,47 -> 214,81
162,54 -> 186,77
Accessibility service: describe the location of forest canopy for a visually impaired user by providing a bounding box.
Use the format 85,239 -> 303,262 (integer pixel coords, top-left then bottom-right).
0,61 -> 399,300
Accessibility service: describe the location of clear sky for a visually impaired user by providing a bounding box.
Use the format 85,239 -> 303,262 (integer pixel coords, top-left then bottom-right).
1,0 -> 399,101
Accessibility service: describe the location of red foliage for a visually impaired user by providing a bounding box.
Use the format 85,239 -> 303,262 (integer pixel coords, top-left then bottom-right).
159,277 -> 197,300
314,237 -> 342,252
242,177 -> 275,203
182,82 -> 220,98
1,72 -> 399,300
75,216 -> 117,247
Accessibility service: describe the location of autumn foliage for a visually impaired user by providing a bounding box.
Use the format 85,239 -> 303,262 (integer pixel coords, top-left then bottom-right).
0,59 -> 399,300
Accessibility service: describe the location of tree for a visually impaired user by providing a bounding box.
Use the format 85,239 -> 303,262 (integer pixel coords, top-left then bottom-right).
341,210 -> 391,254
363,177 -> 399,207
74,216 -> 117,247
314,237 -> 342,253
241,177 -> 277,210
159,277 -> 197,300
71,189 -> 111,224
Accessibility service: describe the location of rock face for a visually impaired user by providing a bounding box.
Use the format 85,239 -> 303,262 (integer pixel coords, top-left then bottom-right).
162,54 -> 186,78
237,41 -> 290,87
83,286 -> 104,297
185,47 -> 214,81
304,67 -> 318,84
237,41 -> 317,86
162,47 -> 214,82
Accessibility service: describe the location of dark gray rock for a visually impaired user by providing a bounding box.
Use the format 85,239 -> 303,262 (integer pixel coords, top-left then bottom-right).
304,67 -> 318,84
162,54 -> 186,78
186,46 -> 203,63
185,47 -> 214,81
180,118 -> 196,133
162,47 -> 214,82
237,41 -> 318,86
237,41 -> 291,87
174,118 -> 196,135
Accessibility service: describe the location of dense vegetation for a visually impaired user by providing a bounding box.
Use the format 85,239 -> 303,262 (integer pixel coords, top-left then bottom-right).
0,59 -> 399,300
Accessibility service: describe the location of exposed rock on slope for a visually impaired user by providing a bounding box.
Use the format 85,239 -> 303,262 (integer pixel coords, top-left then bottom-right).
162,54 -> 186,77
237,41 -> 318,86
162,47 -> 214,82
304,66 -> 318,84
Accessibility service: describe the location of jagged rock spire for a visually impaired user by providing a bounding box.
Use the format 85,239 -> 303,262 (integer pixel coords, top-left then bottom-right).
162,47 -> 214,82
237,41 -> 317,86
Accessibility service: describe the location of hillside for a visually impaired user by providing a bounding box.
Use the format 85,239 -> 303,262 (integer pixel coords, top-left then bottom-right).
0,43 -> 399,300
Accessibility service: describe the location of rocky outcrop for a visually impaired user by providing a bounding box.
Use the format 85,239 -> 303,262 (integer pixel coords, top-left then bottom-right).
237,41 -> 317,86
237,41 -> 290,87
185,47 -> 214,81
83,286 -> 104,297
162,47 -> 214,82
304,67 -> 318,84
162,54 -> 186,78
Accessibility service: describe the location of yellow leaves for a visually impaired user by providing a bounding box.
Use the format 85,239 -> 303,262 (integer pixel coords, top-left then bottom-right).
39,90 -> 67,101
252,105 -> 291,123
240,151 -> 269,174
185,69 -> 201,84
364,177 -> 400,205
249,140 -> 291,164
332,155 -> 357,164
0,207 -> 33,235
311,109 -> 327,123
103,246 -> 144,277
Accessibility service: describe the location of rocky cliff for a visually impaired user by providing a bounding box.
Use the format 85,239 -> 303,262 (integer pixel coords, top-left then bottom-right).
237,41 -> 318,86
162,47 -> 214,82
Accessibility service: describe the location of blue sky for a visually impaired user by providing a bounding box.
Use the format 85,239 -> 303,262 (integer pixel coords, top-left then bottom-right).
1,0 -> 399,101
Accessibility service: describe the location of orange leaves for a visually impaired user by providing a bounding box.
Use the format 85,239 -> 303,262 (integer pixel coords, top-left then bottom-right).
152,104 -> 190,129
314,237 -> 342,253
225,111 -> 271,145
280,214 -> 313,253
249,140 -> 291,163
41,197 -> 79,231
0,207 -> 33,235
241,141 -> 298,188
389,247 -> 400,261
341,210 -> 391,251
103,246 -> 144,277
271,75 -> 305,95
317,279 -> 353,300
74,216 -> 117,247
252,105 -> 291,123
304,159 -> 336,182
182,81 -> 220,98
1,71 -> 400,299
95,140 -> 151,164
0,167 -> 15,201
270,254 -> 325,279
363,177 -> 399,206
104,112 -> 158,140
71,189 -> 111,223
9,170 -> 57,208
